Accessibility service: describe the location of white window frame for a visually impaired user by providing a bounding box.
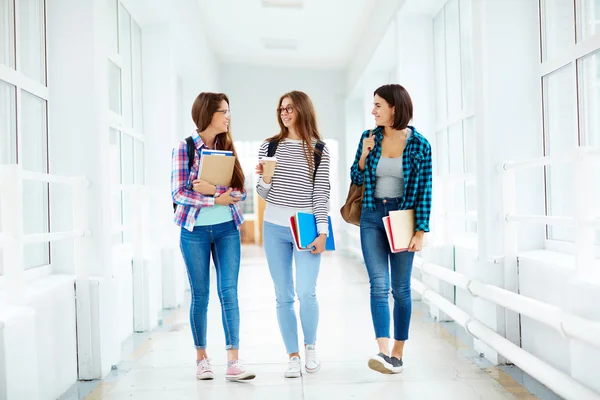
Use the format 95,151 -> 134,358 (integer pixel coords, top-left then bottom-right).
0,0 -> 51,276
433,0 -> 477,240
109,1 -> 145,250
539,0 -> 600,254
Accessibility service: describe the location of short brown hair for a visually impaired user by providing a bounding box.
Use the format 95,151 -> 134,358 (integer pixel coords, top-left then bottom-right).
374,84 -> 413,130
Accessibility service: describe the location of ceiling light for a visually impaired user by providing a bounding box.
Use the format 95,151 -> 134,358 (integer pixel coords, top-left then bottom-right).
261,0 -> 304,10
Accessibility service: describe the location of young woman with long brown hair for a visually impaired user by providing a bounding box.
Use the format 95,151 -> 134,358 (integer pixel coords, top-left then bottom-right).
171,92 -> 255,381
255,91 -> 331,378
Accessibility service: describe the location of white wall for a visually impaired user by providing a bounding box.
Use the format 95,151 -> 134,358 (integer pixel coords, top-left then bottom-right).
219,64 -> 346,143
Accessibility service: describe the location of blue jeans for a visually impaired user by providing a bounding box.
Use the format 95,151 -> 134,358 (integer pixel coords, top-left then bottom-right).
360,198 -> 415,342
263,221 -> 321,354
179,221 -> 241,350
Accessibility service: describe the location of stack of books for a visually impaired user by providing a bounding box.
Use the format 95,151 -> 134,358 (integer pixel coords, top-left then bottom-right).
289,212 -> 336,252
198,149 -> 235,186
383,209 -> 416,253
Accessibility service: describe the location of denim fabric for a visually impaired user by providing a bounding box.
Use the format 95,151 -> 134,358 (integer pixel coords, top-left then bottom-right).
360,198 -> 415,341
180,220 -> 241,349
263,221 -> 321,354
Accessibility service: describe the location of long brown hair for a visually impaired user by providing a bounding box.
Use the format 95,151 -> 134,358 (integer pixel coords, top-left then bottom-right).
269,91 -> 322,175
191,92 -> 245,190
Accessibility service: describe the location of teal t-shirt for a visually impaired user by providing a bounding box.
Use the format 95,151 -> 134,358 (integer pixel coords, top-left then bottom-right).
195,204 -> 233,226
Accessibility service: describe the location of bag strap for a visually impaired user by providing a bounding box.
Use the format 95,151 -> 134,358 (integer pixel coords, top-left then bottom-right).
267,139 -> 279,158
268,138 -> 325,182
173,136 -> 196,212
313,140 -> 325,182
185,136 -> 195,171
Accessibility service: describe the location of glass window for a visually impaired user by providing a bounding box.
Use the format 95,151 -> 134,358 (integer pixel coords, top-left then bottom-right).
109,129 -> 122,244
0,81 -> 17,164
134,139 -> 144,184
541,0 -> 575,61
0,0 -> 15,68
578,0 -> 600,41
434,10 -> 447,123
19,0 -> 46,84
436,130 -> 449,176
459,0 -> 473,112
448,122 -> 465,175
578,49 -> 600,245
445,0 -> 462,117
118,3 -> 132,128
107,0 -> 118,55
120,133 -> 133,243
543,65 -> 577,241
463,117 -> 475,174
131,20 -> 143,131
108,60 -> 122,114
20,90 -> 49,268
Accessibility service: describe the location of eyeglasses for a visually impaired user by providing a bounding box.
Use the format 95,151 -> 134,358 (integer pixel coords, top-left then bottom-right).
216,109 -> 231,116
277,105 -> 294,114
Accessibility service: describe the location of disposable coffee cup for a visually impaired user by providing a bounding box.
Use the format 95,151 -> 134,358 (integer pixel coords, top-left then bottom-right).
261,156 -> 277,177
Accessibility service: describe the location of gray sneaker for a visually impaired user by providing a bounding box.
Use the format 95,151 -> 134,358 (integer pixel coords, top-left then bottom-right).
390,356 -> 403,373
368,353 -> 394,374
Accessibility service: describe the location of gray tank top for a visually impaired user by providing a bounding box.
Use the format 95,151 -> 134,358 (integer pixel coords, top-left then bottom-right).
374,156 -> 404,198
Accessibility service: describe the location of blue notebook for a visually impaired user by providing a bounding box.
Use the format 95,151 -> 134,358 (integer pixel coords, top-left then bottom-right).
289,212 -> 335,251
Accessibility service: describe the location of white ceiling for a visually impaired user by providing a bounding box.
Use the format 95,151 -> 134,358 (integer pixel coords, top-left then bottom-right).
197,0 -> 376,69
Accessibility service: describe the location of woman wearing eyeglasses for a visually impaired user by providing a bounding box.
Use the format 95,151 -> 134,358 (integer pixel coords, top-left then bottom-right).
255,91 -> 331,378
172,92 -> 255,381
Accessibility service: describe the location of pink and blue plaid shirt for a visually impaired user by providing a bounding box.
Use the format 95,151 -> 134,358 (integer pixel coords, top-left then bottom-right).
171,131 -> 247,231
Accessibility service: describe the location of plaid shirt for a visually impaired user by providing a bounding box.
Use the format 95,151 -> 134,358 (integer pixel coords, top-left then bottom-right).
171,131 -> 247,231
350,126 -> 433,232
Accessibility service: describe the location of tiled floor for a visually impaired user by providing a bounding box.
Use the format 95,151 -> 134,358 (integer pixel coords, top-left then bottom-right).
62,246 -> 544,400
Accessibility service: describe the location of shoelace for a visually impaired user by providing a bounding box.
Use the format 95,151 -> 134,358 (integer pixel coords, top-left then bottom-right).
199,359 -> 212,370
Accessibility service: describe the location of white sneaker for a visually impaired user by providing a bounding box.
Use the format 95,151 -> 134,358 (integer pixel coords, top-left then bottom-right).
304,345 -> 321,373
284,356 -> 302,378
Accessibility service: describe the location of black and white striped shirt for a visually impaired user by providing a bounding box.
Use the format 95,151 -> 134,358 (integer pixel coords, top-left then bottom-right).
256,138 -> 331,235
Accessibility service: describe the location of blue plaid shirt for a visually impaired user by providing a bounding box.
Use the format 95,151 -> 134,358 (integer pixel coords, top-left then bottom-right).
350,126 -> 433,232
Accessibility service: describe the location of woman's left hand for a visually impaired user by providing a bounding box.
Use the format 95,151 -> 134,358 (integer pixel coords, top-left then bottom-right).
307,234 -> 327,254
408,231 -> 425,252
192,179 -> 216,195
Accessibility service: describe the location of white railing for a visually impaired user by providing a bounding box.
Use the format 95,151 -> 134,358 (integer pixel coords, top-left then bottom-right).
413,146 -> 600,400
411,268 -> 600,400
0,164 -> 95,379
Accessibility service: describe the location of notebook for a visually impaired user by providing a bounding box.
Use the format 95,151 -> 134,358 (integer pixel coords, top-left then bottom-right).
198,149 -> 235,186
289,212 -> 336,251
382,209 -> 415,253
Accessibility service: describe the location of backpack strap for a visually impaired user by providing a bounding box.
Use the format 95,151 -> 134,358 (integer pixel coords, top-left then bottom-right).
312,140 -> 325,182
267,139 -> 279,158
185,136 -> 195,171
173,136 -> 196,212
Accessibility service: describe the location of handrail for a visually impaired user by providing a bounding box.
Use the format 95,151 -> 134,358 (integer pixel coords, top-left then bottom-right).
501,146 -> 600,171
21,170 -> 88,186
22,230 -> 90,245
414,257 -> 600,349
412,278 -> 600,400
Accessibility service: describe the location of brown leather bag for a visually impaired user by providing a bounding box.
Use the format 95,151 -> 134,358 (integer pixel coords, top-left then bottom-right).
340,183 -> 364,226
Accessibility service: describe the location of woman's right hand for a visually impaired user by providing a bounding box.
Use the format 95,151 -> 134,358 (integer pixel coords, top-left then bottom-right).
215,188 -> 241,206
361,131 -> 375,159
255,161 -> 264,175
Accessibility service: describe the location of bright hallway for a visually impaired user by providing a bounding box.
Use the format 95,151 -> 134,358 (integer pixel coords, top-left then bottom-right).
61,246 -> 548,400
1,0 -> 600,399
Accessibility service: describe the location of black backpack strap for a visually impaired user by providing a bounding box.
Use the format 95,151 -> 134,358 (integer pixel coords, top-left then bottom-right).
173,136 -> 196,212
312,140 -> 325,182
267,139 -> 279,158
185,136 -> 195,171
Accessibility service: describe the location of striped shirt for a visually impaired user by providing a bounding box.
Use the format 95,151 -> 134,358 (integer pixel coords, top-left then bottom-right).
256,138 -> 331,235
171,131 -> 247,232
350,126 -> 432,232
